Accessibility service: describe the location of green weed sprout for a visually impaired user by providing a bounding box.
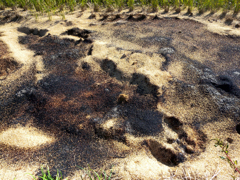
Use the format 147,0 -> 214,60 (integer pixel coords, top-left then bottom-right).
151,0 -> 159,12
185,0 -> 193,14
77,164 -> 113,180
115,0 -> 124,11
26,166 -> 67,180
80,0 -> 88,10
234,0 -> 240,13
127,0 -> 134,11
211,138 -> 240,175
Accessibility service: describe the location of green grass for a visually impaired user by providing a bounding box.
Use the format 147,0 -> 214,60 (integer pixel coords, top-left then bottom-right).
26,166 -> 66,180
211,138 -> 240,178
1,0 -> 240,14
21,164 -> 113,180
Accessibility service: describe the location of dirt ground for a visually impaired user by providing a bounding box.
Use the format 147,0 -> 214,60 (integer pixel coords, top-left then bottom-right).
0,7 -> 240,180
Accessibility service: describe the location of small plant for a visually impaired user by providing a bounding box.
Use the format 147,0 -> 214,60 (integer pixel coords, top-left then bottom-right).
105,0 -> 114,12
0,2 -> 5,10
211,138 -> 240,176
92,0 -> 101,12
61,11 -> 66,20
27,165 -> 67,180
115,0 -> 124,11
162,0 -> 170,12
151,0 -> 159,12
234,0 -> 240,13
186,0 -> 193,14
80,0 -> 88,10
34,12 -> 39,21
77,164 -> 113,180
127,0 -> 134,11
47,10 -> 53,20
175,7 -> 181,13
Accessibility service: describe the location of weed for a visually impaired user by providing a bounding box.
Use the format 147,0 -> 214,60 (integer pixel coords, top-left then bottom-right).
115,0 -> 124,11
61,11 -> 66,19
211,138 -> 240,178
151,0 -> 159,12
234,0 -> 240,13
127,0 -> 134,11
27,165 -> 67,180
185,0 -> 193,13
0,2 -> 5,10
105,0 -> 114,12
77,164 -> 113,180
80,0 -> 88,10
175,7 -> 181,13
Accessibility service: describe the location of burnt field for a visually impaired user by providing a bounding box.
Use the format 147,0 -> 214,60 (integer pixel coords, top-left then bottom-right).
0,11 -> 240,179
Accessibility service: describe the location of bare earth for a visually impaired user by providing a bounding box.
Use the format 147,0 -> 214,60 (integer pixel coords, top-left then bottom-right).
1,7 -> 240,180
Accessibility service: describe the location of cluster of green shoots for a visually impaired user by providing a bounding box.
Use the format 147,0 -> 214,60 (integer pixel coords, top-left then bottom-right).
0,0 -> 240,14
13,164 -> 113,180
211,138 -> 240,180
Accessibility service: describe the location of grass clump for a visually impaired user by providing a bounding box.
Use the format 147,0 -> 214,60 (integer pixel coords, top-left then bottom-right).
27,166 -> 66,180
151,0 -> 159,12
127,0 -> 134,11
211,138 -> 240,179
21,164 -> 113,180
77,164 -> 113,180
0,0 -> 240,15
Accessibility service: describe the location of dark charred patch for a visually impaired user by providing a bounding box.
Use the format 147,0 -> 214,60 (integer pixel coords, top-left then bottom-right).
161,54 -> 173,70
117,94 -> 129,104
126,14 -> 146,21
123,107 -> 163,136
99,14 -> 109,21
0,58 -> 19,77
19,35 -> 92,74
152,15 -> 162,20
227,137 -> 233,143
88,14 -> 96,19
111,14 -> 121,21
126,14 -> 134,21
64,20 -> 74,26
18,34 -> 39,45
164,116 -> 183,130
236,124 -> 240,134
202,74 -> 240,98
83,38 -> 93,43
145,139 -> 186,166
225,17 -> 233,25
178,128 -> 207,154
18,27 -> 48,37
216,75 -> 240,97
215,75 -> 234,91
88,45 -> 93,55
100,59 -> 123,81
61,28 -> 92,39
0,11 -> 23,25
0,40 -> 20,78
81,62 -> 91,70
130,73 -> 159,97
